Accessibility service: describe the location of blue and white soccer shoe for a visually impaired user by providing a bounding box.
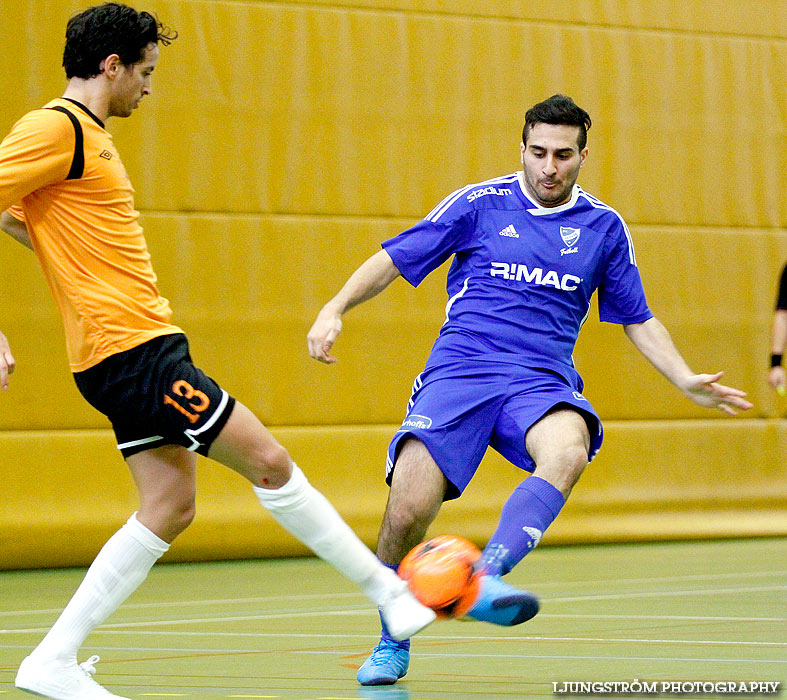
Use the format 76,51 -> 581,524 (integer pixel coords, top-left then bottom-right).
466,574 -> 540,626
357,640 -> 410,686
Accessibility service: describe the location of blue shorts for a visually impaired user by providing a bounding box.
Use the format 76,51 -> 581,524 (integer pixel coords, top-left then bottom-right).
385,361 -> 603,500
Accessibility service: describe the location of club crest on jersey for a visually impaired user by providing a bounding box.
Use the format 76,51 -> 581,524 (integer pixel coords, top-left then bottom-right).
559,227 -> 580,256
560,226 -> 580,247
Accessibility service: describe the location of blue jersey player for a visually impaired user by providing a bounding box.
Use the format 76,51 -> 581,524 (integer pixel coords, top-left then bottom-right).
308,94 -> 752,686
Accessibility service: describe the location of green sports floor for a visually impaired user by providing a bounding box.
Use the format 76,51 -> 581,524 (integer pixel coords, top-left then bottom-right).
0,538 -> 784,700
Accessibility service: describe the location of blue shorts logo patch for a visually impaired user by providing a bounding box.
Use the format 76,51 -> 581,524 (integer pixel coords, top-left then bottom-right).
402,414 -> 433,430
572,391 -> 587,401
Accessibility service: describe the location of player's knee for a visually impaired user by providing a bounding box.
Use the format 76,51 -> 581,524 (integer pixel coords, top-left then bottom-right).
166,496 -> 196,535
534,444 -> 588,494
267,442 -> 291,470
253,441 -> 292,480
385,498 -> 433,538
563,450 -> 588,489
566,441 -> 589,471
140,494 -> 196,541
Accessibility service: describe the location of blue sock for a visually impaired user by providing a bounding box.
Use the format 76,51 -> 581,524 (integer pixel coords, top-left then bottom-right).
479,476 -> 565,576
379,560 -> 411,650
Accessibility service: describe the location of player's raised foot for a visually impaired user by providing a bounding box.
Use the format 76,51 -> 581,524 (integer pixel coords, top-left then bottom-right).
357,639 -> 410,686
377,578 -> 436,641
465,574 -> 540,626
16,653 -> 130,700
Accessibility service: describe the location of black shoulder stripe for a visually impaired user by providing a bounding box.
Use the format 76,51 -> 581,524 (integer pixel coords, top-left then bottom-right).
46,106 -> 84,180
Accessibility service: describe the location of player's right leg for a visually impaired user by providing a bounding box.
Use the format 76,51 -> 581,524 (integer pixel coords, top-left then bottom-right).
358,437 -> 448,685
16,446 -> 195,700
358,363 -> 548,685
207,401 -> 435,641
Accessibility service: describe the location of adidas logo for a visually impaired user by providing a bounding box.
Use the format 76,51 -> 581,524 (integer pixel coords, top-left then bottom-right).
522,526 -> 543,550
498,224 -> 519,238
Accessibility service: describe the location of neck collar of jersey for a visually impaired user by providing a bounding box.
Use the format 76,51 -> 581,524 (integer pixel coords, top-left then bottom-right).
517,171 -> 581,215
61,98 -> 105,129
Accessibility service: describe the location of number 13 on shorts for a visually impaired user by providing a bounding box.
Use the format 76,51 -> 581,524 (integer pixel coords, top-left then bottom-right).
163,379 -> 211,425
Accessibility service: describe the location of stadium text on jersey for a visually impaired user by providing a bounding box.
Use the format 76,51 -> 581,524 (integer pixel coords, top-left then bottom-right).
466,186 -> 512,202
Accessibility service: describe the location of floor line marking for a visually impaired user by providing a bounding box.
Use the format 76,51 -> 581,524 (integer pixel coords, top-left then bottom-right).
3,584 -> 782,634
2,632 -> 783,652
533,569 -> 787,589
0,592 -> 364,618
310,650 -> 787,665
541,613 -> 786,621
2,570 -> 783,618
546,584 -> 786,603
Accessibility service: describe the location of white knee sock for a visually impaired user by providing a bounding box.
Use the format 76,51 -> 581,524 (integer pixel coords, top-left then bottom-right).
34,512 -> 169,662
253,465 -> 398,605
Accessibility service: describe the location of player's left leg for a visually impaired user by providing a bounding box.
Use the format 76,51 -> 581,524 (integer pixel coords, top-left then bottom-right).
16,445 -> 193,700
16,508 -> 169,700
466,407 -> 589,626
476,406 -> 589,577
208,401 -> 434,641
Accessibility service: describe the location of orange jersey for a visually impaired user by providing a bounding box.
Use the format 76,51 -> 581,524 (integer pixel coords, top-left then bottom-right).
0,98 -> 181,371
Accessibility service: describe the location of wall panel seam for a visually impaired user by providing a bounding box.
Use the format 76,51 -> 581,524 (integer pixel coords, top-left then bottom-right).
173,0 -> 787,43
0,418 -> 784,436
137,210 -> 787,234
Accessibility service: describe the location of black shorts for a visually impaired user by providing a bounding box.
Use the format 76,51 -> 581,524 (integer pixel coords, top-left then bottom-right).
74,333 -> 236,458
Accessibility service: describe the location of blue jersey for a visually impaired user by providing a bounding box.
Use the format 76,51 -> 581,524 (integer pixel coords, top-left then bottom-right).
382,171 -> 653,384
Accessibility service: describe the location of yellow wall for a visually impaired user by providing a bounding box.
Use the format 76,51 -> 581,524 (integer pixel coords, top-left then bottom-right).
0,1 -> 785,568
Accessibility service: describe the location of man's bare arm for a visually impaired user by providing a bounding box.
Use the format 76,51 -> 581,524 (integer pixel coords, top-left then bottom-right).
0,210 -> 32,249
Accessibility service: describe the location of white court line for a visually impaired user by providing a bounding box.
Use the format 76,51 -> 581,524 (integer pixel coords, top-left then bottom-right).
1,629 -> 783,648
532,569 -> 787,589
2,583 -> 783,623
1,570 -> 783,618
545,584 -> 785,603
0,592 -> 364,617
316,650 -> 787,665
1,583 -> 784,634
543,613 -> 785,621
0,608 -> 373,634
0,642 -> 783,666
4,613 -> 784,638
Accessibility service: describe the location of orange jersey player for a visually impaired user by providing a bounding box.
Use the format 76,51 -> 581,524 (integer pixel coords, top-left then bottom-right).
1,96 -> 180,371
0,5 -> 433,700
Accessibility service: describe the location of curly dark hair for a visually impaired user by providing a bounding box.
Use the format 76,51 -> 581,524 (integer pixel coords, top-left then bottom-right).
63,2 -> 177,79
523,95 -> 592,151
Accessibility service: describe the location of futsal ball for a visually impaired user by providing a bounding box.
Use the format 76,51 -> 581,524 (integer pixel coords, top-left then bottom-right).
398,535 -> 482,618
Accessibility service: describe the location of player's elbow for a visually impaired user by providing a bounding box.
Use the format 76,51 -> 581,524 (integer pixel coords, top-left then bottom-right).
0,211 -> 32,249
